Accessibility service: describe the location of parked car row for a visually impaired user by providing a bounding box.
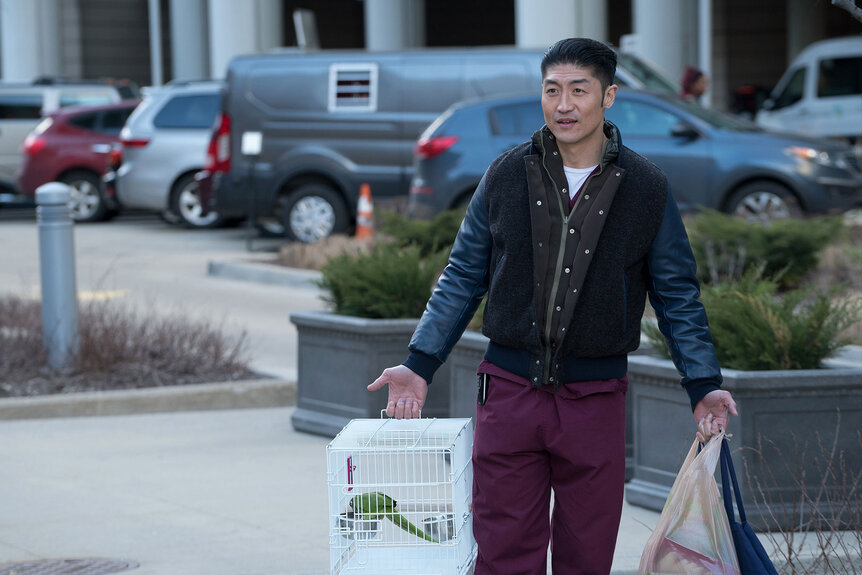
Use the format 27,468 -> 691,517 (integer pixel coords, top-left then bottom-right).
8,40 -> 861,236
203,46 -> 683,242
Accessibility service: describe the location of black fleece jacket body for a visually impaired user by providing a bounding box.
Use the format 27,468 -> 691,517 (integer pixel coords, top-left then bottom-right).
404,121 -> 722,409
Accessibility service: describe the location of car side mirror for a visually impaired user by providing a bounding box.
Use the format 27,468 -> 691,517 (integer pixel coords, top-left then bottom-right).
671,123 -> 699,140
760,98 -> 775,111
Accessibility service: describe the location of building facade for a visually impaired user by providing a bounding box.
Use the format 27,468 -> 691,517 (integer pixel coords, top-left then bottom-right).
0,0 -> 859,111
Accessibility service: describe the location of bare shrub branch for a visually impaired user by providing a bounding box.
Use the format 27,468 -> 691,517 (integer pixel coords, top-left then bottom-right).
742,411 -> 862,573
0,295 -> 254,397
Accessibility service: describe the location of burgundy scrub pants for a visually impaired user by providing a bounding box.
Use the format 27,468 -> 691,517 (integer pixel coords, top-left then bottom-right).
472,366 -> 628,575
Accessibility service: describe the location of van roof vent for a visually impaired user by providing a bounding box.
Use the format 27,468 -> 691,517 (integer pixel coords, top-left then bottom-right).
329,63 -> 378,112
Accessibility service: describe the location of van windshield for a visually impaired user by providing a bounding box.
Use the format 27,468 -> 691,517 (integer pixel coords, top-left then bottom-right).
617,53 -> 680,93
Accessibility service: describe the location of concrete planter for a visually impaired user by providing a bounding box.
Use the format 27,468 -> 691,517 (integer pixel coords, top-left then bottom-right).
289,311 -> 450,437
625,354 -> 862,530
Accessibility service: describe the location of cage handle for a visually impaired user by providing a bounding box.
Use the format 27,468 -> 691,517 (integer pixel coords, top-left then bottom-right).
379,408 -> 423,419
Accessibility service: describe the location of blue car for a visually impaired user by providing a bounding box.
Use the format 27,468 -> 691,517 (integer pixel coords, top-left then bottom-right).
408,90 -> 862,221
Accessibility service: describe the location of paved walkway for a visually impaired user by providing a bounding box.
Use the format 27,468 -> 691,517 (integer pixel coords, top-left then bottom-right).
0,404 -> 666,574
2,397 -> 855,575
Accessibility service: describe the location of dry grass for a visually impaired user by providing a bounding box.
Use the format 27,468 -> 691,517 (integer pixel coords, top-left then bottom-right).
276,234 -> 376,270
0,295 -> 254,397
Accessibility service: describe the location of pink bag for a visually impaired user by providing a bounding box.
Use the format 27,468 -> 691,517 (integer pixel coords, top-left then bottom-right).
639,432 -> 740,575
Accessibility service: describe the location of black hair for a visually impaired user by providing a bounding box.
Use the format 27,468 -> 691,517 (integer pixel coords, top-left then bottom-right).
541,38 -> 617,91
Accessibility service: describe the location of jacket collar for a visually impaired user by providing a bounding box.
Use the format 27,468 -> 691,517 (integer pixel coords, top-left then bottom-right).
530,120 -> 621,167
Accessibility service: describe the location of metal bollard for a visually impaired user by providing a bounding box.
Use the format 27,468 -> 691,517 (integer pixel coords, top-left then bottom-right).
36,183 -> 79,371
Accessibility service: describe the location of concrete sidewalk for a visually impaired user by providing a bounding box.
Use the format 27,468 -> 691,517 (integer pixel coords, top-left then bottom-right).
1,388 -> 857,574
0,403 -> 662,575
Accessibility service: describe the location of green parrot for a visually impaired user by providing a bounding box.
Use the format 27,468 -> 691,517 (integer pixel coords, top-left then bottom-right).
350,491 -> 439,543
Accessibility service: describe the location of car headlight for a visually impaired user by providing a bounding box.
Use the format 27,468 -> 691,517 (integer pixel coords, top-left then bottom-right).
785,146 -> 848,169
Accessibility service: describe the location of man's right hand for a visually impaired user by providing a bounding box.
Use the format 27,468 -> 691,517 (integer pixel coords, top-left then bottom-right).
368,365 -> 428,419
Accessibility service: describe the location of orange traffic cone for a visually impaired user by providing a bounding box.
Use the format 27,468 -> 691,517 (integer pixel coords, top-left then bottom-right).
356,183 -> 374,239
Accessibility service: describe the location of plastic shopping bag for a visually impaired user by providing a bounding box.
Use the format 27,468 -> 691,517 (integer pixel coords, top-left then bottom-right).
639,431 -> 740,575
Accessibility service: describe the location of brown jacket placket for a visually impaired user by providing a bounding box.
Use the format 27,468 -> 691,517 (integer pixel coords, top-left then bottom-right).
525,131 -> 624,366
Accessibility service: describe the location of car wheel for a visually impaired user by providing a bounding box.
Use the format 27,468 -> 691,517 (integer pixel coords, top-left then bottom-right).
280,184 -> 349,243
726,181 -> 802,222
170,173 -> 222,229
61,171 -> 108,223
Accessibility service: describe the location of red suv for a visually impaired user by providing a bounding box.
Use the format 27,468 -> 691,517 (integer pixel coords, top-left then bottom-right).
16,99 -> 140,222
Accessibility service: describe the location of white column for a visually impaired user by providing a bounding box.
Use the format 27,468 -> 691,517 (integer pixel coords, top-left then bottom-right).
787,0 -> 825,62
515,0 -> 576,49
575,0 -> 607,42
698,0 -> 712,105
148,0 -> 163,86
0,0 -> 61,81
364,0 -> 424,51
209,0 -> 282,79
633,0 -> 685,82
170,0 -> 209,80
256,0 -> 283,52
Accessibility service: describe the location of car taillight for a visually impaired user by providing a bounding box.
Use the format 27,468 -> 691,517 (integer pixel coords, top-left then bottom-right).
23,134 -> 46,155
121,136 -> 150,148
415,136 -> 458,159
205,112 -> 231,173
108,146 -> 123,170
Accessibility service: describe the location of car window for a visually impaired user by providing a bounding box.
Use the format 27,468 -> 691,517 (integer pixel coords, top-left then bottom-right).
616,53 -> 681,93
68,112 -> 98,131
153,94 -> 220,129
490,101 -> 543,136
817,56 -> 862,98
606,100 -> 679,136
100,107 -> 134,134
0,94 -> 42,119
59,91 -> 116,107
772,67 -> 806,109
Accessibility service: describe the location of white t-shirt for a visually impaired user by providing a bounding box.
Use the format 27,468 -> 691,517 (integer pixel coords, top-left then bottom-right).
563,165 -> 598,202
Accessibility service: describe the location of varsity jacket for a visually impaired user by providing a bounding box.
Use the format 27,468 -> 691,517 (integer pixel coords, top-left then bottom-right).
404,121 -> 722,409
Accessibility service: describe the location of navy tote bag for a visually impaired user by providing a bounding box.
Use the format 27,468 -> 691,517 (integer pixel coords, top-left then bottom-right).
719,438 -> 779,575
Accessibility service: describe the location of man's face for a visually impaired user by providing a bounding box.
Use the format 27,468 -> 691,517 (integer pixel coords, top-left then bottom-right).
541,64 -> 617,157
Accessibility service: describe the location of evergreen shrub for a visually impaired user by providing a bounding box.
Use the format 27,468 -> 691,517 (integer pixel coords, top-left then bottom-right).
318,242 -> 449,319
379,208 -> 465,257
643,271 -> 862,370
686,210 -> 843,288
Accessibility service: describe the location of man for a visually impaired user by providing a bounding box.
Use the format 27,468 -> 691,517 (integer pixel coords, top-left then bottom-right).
369,38 -> 737,574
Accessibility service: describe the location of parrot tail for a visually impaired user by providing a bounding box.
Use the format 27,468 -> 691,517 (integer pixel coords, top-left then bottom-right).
387,512 -> 440,543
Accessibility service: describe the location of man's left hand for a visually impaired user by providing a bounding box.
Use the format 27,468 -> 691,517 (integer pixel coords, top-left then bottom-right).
693,389 -> 738,442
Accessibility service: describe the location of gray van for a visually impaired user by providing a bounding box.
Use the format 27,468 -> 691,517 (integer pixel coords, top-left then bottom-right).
210,47 -> 678,242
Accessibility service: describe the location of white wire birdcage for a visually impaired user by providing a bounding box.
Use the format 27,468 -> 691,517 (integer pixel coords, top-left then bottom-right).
326,416 -> 475,575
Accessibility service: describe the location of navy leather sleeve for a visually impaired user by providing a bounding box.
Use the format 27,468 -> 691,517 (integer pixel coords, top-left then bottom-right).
403,175 -> 493,384
646,189 -> 723,410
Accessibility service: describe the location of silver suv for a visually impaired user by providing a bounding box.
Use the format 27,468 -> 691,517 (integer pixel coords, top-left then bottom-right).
116,80 -> 223,228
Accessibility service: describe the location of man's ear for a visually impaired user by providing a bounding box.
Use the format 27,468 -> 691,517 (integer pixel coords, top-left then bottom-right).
603,84 -> 618,109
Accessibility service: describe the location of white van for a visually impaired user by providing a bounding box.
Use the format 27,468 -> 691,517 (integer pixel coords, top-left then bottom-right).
756,36 -> 862,149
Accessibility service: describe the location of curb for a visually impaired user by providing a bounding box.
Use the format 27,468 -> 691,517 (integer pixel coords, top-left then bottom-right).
0,378 -> 296,421
207,259 -> 322,289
